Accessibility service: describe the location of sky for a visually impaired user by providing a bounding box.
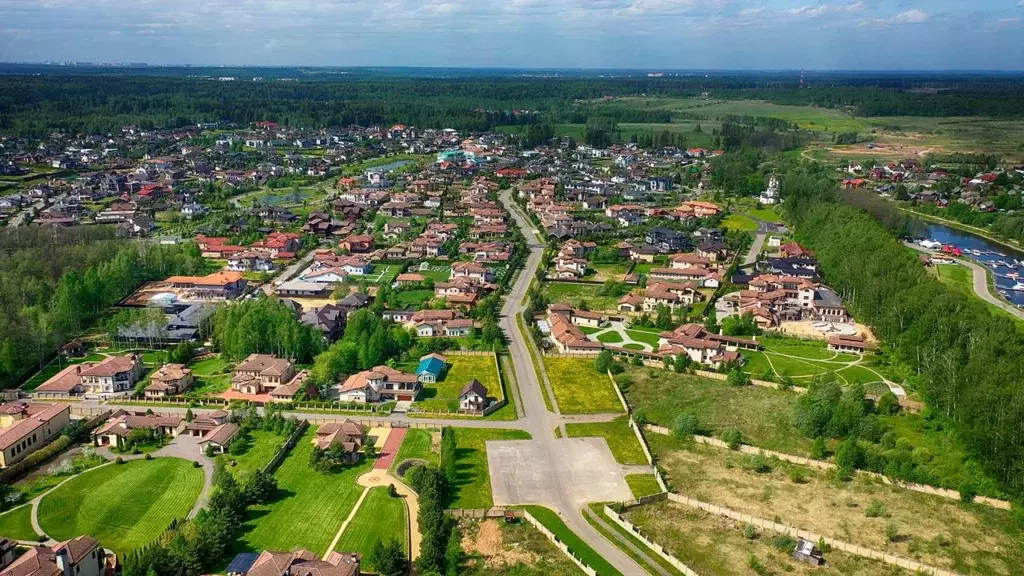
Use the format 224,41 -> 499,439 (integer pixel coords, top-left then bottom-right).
1,0 -> 1023,70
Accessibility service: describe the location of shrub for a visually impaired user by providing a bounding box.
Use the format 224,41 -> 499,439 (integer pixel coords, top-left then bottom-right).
193,461 -> 202,468
959,481 -> 977,503
672,414 -> 699,440
388,483 -> 398,498
788,466 -> 809,484
747,555 -> 768,576
745,455 -> 771,474
727,369 -> 751,387
809,436 -> 828,460
632,407 -> 648,428
721,428 -> 743,450
885,520 -> 899,542
865,500 -> 885,518
115,457 -> 124,465
834,437 -> 864,479
771,534 -> 796,552
877,392 -> 901,415
743,523 -> 757,539
144,453 -> 153,461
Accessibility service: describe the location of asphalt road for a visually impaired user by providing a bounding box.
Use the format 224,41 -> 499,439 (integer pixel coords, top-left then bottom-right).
905,242 -> 1024,321
498,189 -> 650,576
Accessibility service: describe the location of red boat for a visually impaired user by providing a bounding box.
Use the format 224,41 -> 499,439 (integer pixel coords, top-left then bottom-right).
942,244 -> 962,257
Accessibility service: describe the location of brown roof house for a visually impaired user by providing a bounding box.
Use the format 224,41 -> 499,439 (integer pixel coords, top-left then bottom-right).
0,403 -> 70,468
144,364 -> 194,398
93,410 -> 182,448
459,379 -> 489,413
197,422 -> 240,455
312,420 -> 364,463
336,366 -> 421,403
182,410 -> 230,438
1,536 -> 105,576
231,354 -> 307,400
225,549 -> 359,576
35,354 -> 142,399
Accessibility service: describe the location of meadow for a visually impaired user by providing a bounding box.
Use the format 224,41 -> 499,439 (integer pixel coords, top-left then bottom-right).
545,357 -> 623,414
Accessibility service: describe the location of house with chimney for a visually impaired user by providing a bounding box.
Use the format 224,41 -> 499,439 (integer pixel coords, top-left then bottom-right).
2,536 -> 106,576
144,364 -> 194,398
336,366 -> 421,403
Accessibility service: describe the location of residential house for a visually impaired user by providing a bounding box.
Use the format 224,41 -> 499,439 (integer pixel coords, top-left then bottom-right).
645,227 -> 689,253
165,271 -> 248,300
78,354 -> 143,396
415,353 -> 447,384
459,379 -> 488,412
197,423 -> 240,455
0,403 -> 71,468
224,549 -> 360,576
658,324 -> 757,369
312,421 -> 364,463
547,311 -> 603,355
339,234 -> 375,253
93,411 -> 182,447
336,366 -> 421,403
231,354 -> 297,395
2,537 -> 105,576
144,364 -> 194,398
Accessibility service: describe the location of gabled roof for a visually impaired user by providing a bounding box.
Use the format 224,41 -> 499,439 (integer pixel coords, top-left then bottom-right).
460,379 -> 488,399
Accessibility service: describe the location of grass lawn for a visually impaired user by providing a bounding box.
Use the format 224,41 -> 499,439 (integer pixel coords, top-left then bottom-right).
186,355 -> 233,396
451,428 -> 532,509
523,506 -> 622,576
625,474 -> 662,499
418,355 -> 501,412
237,428 -> 371,556
623,343 -> 645,351
0,505 -> 38,541
21,353 -> 106,391
217,429 -> 285,482
745,206 -> 784,223
543,282 -> 621,312
625,330 -> 661,347
38,458 -> 204,554
334,487 -> 407,567
590,261 -> 633,281
394,289 -> 433,308
545,357 -> 623,414
647,437 -> 1022,576
584,503 -> 687,576
619,367 -> 813,455
936,263 -> 973,293
596,331 -> 624,344
722,214 -> 759,233
836,364 -> 886,386
390,428 -> 439,475
579,326 -> 600,335
565,416 -> 647,465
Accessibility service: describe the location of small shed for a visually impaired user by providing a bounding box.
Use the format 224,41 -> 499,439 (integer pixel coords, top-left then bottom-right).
793,539 -> 824,566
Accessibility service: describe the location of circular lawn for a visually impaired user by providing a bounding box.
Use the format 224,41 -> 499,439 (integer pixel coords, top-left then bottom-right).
38,457 -> 204,554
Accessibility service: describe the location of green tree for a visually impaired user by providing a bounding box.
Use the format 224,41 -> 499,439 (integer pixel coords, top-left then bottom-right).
369,538 -> 407,576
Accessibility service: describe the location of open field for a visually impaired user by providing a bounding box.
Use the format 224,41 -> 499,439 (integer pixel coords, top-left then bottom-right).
237,428 -> 371,555
418,355 -> 501,412
451,428 -> 532,509
625,475 -> 662,499
38,458 -> 204,554
394,289 -> 433,308
545,357 -> 623,414
0,505 -> 38,541
523,506 -> 621,576
391,428 -> 439,474
543,282 -> 621,312
217,429 -> 285,482
649,437 -> 1023,575
459,516 -> 587,576
722,214 -> 759,232
334,487 -> 407,567
589,261 -> 632,282
620,367 -> 814,455
565,416 -> 647,465
625,500 -> 910,576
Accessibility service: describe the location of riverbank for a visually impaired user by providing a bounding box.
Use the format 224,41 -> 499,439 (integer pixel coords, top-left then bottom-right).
900,207 -> 1024,255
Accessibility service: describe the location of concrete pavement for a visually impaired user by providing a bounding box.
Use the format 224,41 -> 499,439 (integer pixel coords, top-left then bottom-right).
498,190 -> 650,576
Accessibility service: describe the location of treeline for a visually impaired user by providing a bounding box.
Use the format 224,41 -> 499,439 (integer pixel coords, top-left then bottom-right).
783,165 -> 1024,496
210,297 -> 325,364
0,229 -> 206,388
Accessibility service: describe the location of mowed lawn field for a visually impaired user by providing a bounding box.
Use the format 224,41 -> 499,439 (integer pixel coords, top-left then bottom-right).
237,428 -> 371,556
38,458 -> 204,554
390,428 -> 439,474
450,428 -> 532,509
565,416 -> 647,465
334,487 -> 407,569
217,429 -> 285,482
0,504 -> 38,541
545,357 -> 623,414
418,355 -> 502,412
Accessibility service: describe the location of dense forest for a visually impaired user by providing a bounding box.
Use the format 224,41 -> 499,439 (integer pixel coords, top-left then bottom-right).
4,72 -> 1024,136
782,165 -> 1024,496
0,228 -> 206,388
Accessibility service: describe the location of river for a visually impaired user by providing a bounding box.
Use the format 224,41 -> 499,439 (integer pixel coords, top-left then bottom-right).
925,222 -> 1024,306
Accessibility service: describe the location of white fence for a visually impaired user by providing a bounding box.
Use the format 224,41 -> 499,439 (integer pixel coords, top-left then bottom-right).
522,510 -> 599,576
602,504 -> 699,576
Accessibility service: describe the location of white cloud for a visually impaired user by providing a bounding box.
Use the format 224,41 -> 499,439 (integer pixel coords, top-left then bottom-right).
858,8 -> 928,28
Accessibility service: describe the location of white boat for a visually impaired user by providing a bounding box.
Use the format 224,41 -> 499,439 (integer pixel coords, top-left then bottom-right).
1011,283 -> 1024,291
918,239 -> 942,249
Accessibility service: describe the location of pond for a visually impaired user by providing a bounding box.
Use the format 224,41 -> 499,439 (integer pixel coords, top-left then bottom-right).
925,222 -> 1024,306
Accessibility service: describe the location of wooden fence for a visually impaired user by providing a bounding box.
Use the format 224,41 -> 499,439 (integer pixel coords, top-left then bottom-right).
602,503 -> 699,576
645,424 -> 1012,510
522,510 -> 599,576
663,492 -> 963,576
445,508 -> 525,519
264,419 -> 310,475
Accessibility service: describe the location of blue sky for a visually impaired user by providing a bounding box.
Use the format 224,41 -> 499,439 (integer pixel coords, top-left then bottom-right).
1,0 -> 1022,70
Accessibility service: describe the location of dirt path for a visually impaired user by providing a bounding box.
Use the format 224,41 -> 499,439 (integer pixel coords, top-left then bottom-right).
324,469 -> 422,561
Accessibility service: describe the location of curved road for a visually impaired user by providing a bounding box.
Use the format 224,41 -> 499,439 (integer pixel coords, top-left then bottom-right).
906,242 -> 1024,321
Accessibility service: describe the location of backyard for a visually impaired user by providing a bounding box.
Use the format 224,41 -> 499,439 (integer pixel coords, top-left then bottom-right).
186,355 -> 233,396
545,357 -> 623,414
235,428 -> 371,556
450,428 -> 532,509
21,353 -> 106,391
217,429 -> 286,482
333,487 -> 408,569
390,428 -> 439,474
417,355 -> 502,412
37,458 -> 204,554
543,282 -> 622,312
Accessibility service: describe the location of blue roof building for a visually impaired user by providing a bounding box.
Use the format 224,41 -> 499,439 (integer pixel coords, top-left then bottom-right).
416,353 -> 448,384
